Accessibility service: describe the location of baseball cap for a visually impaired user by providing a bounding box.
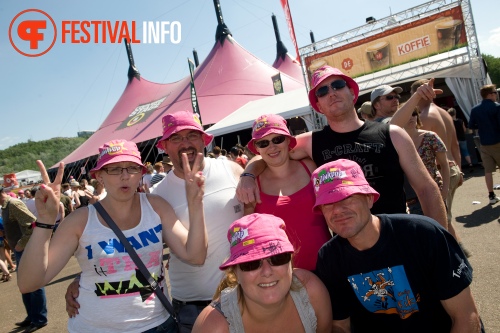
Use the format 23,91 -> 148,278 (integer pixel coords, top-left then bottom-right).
308,65 -> 359,113
219,213 -> 295,270
357,101 -> 373,115
162,155 -> 173,166
156,111 -> 213,149
90,139 -> 145,177
312,159 -> 380,211
370,85 -> 403,103
70,180 -> 80,187
18,189 -> 24,194
247,114 -> 297,154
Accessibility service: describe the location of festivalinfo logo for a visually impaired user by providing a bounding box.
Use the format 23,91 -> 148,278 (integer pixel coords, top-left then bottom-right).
9,9 -> 182,57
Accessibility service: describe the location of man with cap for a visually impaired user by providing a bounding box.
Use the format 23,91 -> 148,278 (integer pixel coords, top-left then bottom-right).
238,66 -> 447,228
370,84 -> 403,122
151,110 -> 244,325
312,159 -> 481,332
357,101 -> 374,121
17,189 -> 28,202
0,186 -> 48,331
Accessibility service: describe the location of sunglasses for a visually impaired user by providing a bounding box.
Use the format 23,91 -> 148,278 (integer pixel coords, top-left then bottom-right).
382,94 -> 401,101
315,80 -> 347,98
254,135 -> 287,149
239,252 -> 292,272
411,112 -> 418,117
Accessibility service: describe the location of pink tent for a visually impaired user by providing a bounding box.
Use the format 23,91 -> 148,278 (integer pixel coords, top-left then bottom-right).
56,35 -> 304,168
271,14 -> 303,82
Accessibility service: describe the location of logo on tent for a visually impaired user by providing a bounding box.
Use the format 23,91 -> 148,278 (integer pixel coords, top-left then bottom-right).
117,96 -> 168,130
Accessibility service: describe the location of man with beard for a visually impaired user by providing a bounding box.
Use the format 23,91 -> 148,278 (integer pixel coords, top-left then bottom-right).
370,84 -> 403,123
65,111 -> 243,330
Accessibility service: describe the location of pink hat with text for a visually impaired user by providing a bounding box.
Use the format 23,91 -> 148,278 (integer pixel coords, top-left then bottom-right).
308,65 -> 359,113
312,159 -> 379,211
156,111 -> 213,149
247,114 -> 297,154
90,140 -> 145,177
219,213 -> 295,270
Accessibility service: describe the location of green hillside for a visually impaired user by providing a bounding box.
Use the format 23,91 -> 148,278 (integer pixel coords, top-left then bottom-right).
0,137 -> 88,176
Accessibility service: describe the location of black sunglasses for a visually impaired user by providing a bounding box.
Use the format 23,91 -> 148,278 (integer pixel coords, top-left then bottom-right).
315,80 -> 347,98
239,252 -> 292,272
382,94 -> 401,101
254,135 -> 287,149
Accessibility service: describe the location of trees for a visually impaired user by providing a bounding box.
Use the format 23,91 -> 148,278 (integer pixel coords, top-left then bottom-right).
483,54 -> 500,86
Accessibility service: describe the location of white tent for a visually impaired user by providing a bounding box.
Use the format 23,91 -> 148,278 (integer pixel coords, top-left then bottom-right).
16,170 -> 42,184
205,88 -> 315,137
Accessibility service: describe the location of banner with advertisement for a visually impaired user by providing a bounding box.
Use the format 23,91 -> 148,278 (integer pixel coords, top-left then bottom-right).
304,6 -> 467,81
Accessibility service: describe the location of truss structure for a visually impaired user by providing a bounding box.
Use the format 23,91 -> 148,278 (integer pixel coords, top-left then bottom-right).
300,0 -> 487,103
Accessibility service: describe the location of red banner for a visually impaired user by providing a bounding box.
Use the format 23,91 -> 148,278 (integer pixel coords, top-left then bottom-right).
280,0 -> 300,63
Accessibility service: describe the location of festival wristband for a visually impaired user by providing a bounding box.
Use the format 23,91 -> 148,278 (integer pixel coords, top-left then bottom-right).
34,221 -> 55,229
240,173 -> 256,179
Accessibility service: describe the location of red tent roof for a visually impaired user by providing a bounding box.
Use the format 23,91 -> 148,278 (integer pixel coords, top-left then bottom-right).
273,53 -> 304,82
56,35 -> 304,167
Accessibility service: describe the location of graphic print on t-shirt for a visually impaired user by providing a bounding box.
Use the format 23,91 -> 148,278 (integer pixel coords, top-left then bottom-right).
348,265 -> 419,319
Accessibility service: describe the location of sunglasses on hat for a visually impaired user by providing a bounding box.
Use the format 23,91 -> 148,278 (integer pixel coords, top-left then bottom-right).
254,135 -> 287,149
315,80 -> 347,98
238,252 -> 292,272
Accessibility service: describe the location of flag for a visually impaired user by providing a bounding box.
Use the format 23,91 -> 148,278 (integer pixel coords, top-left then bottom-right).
272,73 -> 284,95
188,58 -> 202,124
279,0 -> 300,63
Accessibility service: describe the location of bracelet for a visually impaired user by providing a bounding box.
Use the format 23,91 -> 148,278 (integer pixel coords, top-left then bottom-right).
240,172 -> 255,179
35,221 -> 55,229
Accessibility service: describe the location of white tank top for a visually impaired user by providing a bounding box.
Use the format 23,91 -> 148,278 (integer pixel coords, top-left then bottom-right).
68,193 -> 168,333
153,158 -> 243,301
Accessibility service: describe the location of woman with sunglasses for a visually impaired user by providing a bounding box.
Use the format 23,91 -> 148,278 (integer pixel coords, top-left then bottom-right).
243,114 -> 331,271
192,213 -> 332,333
400,107 -> 450,214
18,139 -> 207,333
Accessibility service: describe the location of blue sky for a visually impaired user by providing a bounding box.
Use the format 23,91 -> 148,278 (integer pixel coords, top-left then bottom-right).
1,0 -> 499,150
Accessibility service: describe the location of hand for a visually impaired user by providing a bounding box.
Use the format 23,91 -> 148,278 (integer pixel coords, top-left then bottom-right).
182,153 -> 205,202
415,78 -> 443,101
236,175 -> 261,204
15,244 -> 24,252
35,160 -> 64,225
65,278 -> 81,318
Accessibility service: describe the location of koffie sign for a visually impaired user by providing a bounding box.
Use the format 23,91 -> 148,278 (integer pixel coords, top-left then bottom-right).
117,96 -> 167,130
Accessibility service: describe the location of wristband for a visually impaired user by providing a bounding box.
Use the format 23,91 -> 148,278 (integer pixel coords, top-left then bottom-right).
240,172 -> 256,179
35,221 -> 55,229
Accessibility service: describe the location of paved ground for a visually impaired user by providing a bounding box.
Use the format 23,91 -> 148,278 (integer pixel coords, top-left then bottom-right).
0,167 -> 498,332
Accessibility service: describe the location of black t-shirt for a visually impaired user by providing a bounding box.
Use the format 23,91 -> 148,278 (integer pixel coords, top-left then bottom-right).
312,121 -> 406,214
453,119 -> 466,141
316,214 -> 472,332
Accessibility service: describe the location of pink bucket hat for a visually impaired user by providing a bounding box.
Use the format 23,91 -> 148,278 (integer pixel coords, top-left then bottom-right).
308,65 -> 359,113
247,114 -> 297,154
219,213 -> 295,270
156,111 -> 213,149
90,139 -> 145,177
312,159 -> 379,211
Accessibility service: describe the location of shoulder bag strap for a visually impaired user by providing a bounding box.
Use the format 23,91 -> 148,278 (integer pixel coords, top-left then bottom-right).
93,202 -> 178,320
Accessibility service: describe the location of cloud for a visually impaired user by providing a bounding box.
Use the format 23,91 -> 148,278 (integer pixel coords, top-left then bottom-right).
0,137 -> 21,150
480,27 -> 500,56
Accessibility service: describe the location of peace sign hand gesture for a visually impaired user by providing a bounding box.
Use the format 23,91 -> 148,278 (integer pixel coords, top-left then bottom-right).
35,160 -> 64,225
182,152 -> 205,204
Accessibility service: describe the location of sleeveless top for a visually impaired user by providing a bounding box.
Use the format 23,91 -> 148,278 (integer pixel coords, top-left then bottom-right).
152,158 -> 243,301
212,275 -> 317,333
68,193 -> 168,333
312,121 -> 406,214
255,161 -> 331,271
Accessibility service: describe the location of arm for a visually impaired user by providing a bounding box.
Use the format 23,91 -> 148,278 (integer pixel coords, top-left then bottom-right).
235,155 -> 266,204
59,201 -> 65,221
18,161 -> 82,293
435,151 -> 450,200
389,126 -> 448,228
441,287 -> 481,332
332,319 -> 351,333
192,306 -> 230,333
153,153 -> 207,265
390,79 -> 441,127
65,275 -> 81,318
294,269 -> 333,333
73,191 -> 81,209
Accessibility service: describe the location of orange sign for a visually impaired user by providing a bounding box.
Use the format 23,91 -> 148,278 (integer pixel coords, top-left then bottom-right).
305,6 -> 467,80
3,173 -> 18,188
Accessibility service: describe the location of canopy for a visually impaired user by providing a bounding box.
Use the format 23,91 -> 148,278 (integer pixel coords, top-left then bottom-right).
205,87 -> 312,137
55,35 -> 304,168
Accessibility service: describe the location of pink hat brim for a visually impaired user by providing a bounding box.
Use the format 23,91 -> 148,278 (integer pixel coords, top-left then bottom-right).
313,185 -> 380,212
156,127 -> 214,150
